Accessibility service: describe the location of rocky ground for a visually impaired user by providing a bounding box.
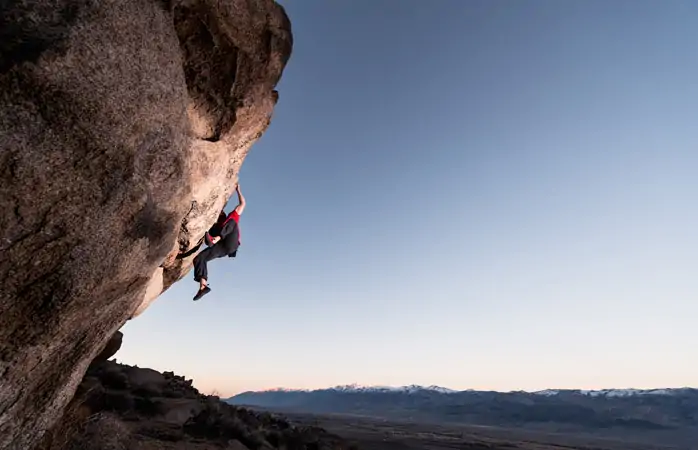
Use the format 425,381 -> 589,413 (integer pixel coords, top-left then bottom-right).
38,361 -> 354,450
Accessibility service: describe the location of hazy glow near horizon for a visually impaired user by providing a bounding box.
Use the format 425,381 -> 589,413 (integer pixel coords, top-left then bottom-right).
119,0 -> 698,397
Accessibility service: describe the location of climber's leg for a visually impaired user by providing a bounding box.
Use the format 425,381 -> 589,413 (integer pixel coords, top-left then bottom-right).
193,249 -> 212,300
193,248 -> 209,282
192,243 -> 227,300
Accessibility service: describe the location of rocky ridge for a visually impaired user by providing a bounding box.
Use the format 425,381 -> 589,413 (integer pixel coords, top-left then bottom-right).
39,361 -> 354,450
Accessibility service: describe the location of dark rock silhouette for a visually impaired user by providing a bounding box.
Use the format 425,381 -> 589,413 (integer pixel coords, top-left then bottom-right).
94,331 -> 124,364
0,0 -> 292,448
39,361 -> 352,450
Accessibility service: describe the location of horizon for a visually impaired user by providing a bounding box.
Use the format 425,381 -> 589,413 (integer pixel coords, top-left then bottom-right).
234,383 -> 697,395
119,0 -> 698,398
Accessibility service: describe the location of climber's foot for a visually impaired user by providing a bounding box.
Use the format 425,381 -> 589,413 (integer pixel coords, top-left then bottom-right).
204,232 -> 214,247
193,286 -> 211,301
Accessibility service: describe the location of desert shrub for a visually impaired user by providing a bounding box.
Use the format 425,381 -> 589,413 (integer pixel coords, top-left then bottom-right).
102,391 -> 134,413
65,413 -> 131,450
264,429 -> 283,447
132,384 -> 162,398
99,369 -> 129,390
133,396 -> 160,416
136,422 -> 186,442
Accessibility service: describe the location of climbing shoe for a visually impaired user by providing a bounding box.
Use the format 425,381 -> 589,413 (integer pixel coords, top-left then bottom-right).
193,286 -> 211,301
204,232 -> 214,247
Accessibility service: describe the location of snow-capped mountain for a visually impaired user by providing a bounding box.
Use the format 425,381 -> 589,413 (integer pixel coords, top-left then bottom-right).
533,387 -> 694,398
228,385 -> 698,432
266,384 -> 457,394
263,384 -> 692,398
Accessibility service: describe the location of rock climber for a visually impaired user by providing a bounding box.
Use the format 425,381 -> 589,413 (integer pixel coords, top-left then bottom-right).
192,183 -> 245,301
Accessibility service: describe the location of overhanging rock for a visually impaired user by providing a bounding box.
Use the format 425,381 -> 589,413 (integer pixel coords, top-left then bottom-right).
0,0 -> 292,448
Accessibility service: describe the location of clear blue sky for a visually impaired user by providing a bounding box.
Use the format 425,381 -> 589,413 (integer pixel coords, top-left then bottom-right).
120,0 -> 698,396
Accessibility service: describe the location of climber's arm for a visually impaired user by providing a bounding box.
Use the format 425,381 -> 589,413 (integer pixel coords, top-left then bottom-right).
234,184 -> 246,215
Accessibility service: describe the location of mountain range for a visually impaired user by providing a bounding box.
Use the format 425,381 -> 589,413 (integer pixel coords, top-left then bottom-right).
227,384 -> 698,432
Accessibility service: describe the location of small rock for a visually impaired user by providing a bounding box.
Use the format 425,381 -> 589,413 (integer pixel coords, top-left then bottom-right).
226,439 -> 251,450
93,331 -> 124,363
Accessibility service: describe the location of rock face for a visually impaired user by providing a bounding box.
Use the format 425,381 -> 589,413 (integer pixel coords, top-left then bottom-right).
0,0 -> 292,448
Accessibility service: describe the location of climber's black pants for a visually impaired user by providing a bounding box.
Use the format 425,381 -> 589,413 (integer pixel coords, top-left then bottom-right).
193,242 -> 229,282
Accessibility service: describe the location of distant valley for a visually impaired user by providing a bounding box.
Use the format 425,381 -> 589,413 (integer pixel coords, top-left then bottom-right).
227,385 -> 698,448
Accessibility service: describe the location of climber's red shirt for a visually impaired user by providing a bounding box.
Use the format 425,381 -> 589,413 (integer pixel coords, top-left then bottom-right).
223,210 -> 240,244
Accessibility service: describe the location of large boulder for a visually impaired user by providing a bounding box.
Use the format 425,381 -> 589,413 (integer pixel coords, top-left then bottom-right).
0,0 -> 292,448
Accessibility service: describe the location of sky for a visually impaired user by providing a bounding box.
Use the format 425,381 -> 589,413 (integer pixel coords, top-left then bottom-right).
120,0 -> 698,397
